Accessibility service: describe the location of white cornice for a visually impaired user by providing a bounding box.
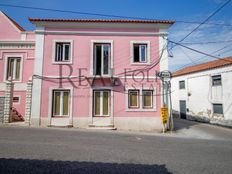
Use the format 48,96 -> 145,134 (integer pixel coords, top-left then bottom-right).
35,30 -> 168,36
0,41 -> 35,44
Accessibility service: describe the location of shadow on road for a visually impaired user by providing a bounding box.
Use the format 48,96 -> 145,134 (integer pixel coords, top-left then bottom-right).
0,158 -> 172,174
174,117 -> 199,131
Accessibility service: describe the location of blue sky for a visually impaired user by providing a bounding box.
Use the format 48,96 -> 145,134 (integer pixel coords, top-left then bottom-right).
1,0 -> 232,71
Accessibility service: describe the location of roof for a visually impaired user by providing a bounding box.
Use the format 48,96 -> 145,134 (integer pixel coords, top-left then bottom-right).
172,57 -> 232,77
28,18 -> 175,24
2,11 -> 25,31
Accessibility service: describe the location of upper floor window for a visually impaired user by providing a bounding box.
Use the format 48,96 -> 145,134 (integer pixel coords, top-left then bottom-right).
212,75 -> 221,86
131,41 -> 150,64
179,80 -> 185,89
55,42 -> 71,62
6,57 -> 21,81
133,44 -> 147,63
94,43 -> 111,76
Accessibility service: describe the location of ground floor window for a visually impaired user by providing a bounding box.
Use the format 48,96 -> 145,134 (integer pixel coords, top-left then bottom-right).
93,90 -> 110,116
6,57 -> 21,81
52,90 -> 70,116
142,90 -> 153,108
128,89 -> 154,110
128,90 -> 139,108
213,103 -> 223,115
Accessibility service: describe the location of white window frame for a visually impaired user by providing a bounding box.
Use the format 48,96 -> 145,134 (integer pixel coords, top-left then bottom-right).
130,41 -> 151,65
4,55 -> 23,82
128,90 -> 139,108
93,90 -> 110,117
142,90 -> 153,109
52,40 -> 73,64
90,40 -> 113,76
126,87 -> 156,112
52,89 -> 71,117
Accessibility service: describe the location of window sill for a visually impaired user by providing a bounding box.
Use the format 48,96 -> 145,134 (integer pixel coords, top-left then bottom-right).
93,115 -> 110,117
52,62 -> 73,65
126,108 -> 157,112
52,116 -> 70,118
131,62 -> 151,66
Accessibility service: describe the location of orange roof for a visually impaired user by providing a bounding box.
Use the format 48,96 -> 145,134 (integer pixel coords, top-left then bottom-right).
172,57 -> 232,77
2,11 -> 25,31
28,18 -> 175,24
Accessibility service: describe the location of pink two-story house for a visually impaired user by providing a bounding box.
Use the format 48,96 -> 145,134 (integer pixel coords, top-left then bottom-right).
0,11 -> 174,131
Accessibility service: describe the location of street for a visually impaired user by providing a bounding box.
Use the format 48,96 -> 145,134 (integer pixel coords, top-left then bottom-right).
0,119 -> 232,174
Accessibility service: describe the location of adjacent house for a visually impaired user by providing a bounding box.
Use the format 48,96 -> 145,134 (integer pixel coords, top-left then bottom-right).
0,11 -> 175,131
171,57 -> 232,127
0,11 -> 35,123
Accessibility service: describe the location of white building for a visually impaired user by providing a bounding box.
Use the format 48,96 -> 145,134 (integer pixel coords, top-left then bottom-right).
171,57 -> 232,127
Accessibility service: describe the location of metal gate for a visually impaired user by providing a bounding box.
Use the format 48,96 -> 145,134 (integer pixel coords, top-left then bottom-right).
0,97 -> 5,123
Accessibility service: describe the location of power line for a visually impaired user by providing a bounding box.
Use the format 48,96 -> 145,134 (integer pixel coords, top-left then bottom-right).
181,39 -> 232,45
0,3 -> 232,27
168,39 -> 232,63
172,42 -> 232,71
177,0 -> 231,43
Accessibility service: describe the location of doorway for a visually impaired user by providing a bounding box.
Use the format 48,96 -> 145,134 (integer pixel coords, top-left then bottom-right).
179,100 -> 187,119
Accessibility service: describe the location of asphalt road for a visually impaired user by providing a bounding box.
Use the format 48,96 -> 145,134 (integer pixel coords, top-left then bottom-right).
0,119 -> 232,174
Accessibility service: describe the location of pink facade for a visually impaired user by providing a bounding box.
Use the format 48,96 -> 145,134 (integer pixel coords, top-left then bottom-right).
0,11 -> 35,121
0,12 -> 174,131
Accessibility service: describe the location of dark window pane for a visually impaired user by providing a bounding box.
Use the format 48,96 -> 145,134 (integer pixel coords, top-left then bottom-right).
64,45 -> 70,61
133,44 -> 140,62
95,45 -> 102,75
179,81 -> 185,89
103,45 -> 109,75
213,104 -> 223,114
212,75 -> 221,86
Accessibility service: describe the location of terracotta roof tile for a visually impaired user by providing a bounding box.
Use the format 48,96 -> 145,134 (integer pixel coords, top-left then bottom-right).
28,18 -> 175,24
172,57 -> 232,77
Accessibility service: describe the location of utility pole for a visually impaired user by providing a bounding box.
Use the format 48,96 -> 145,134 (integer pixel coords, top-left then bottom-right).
157,71 -> 174,132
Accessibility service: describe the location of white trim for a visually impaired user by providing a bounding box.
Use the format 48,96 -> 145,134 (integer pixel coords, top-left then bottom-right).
125,87 -> 157,112
21,33 -> 26,41
48,87 -> 73,125
89,86 -> 114,124
130,41 -> 151,65
40,30 -> 168,36
31,27 -> 45,123
4,54 -> 23,82
90,40 -> 114,76
93,90 -> 110,116
52,39 -> 73,64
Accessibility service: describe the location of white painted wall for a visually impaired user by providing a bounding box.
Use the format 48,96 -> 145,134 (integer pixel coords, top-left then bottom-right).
171,65 -> 232,122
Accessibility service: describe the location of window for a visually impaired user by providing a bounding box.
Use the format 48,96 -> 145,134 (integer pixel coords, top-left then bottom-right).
6,57 -> 21,81
13,97 -> 20,103
94,43 -> 111,76
179,80 -> 185,89
94,90 -> 110,116
142,90 -> 153,108
133,44 -> 147,63
128,90 -> 139,108
213,104 -> 223,115
52,90 -> 70,116
55,42 -> 71,62
212,75 -> 221,86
